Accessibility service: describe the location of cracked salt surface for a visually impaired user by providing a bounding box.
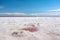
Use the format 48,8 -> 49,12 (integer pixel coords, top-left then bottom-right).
0,17 -> 60,40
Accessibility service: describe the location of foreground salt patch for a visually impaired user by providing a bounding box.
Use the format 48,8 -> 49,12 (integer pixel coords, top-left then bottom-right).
17,23 -> 38,32
9,23 -> 40,40
10,30 -> 40,40
5,23 -> 53,40
0,17 -> 60,40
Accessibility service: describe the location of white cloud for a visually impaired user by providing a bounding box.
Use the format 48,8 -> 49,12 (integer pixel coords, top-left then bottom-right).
30,13 -> 40,15
48,9 -> 60,11
30,11 -> 60,16
30,9 -> 60,16
0,12 -> 28,17
4,13 -> 26,15
0,8 -> 60,16
46,12 -> 60,16
33,13 -> 46,15
0,12 -> 60,17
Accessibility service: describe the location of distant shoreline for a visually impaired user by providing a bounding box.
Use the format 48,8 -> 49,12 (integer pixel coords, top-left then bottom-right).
0,16 -> 60,17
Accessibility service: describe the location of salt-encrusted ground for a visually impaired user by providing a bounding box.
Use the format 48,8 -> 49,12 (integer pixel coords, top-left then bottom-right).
0,17 -> 60,40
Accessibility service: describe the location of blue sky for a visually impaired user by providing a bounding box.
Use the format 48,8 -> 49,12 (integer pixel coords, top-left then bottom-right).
0,0 -> 60,16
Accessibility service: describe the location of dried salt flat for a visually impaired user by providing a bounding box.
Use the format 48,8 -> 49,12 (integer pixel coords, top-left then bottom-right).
0,17 -> 60,40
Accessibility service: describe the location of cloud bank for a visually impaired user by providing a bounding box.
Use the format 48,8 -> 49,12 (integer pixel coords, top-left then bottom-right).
0,12 -> 60,17
0,13 -> 28,17
48,9 -> 60,12
0,9 -> 60,17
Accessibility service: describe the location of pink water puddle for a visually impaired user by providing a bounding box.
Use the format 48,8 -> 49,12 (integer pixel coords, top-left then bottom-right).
17,26 -> 38,32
